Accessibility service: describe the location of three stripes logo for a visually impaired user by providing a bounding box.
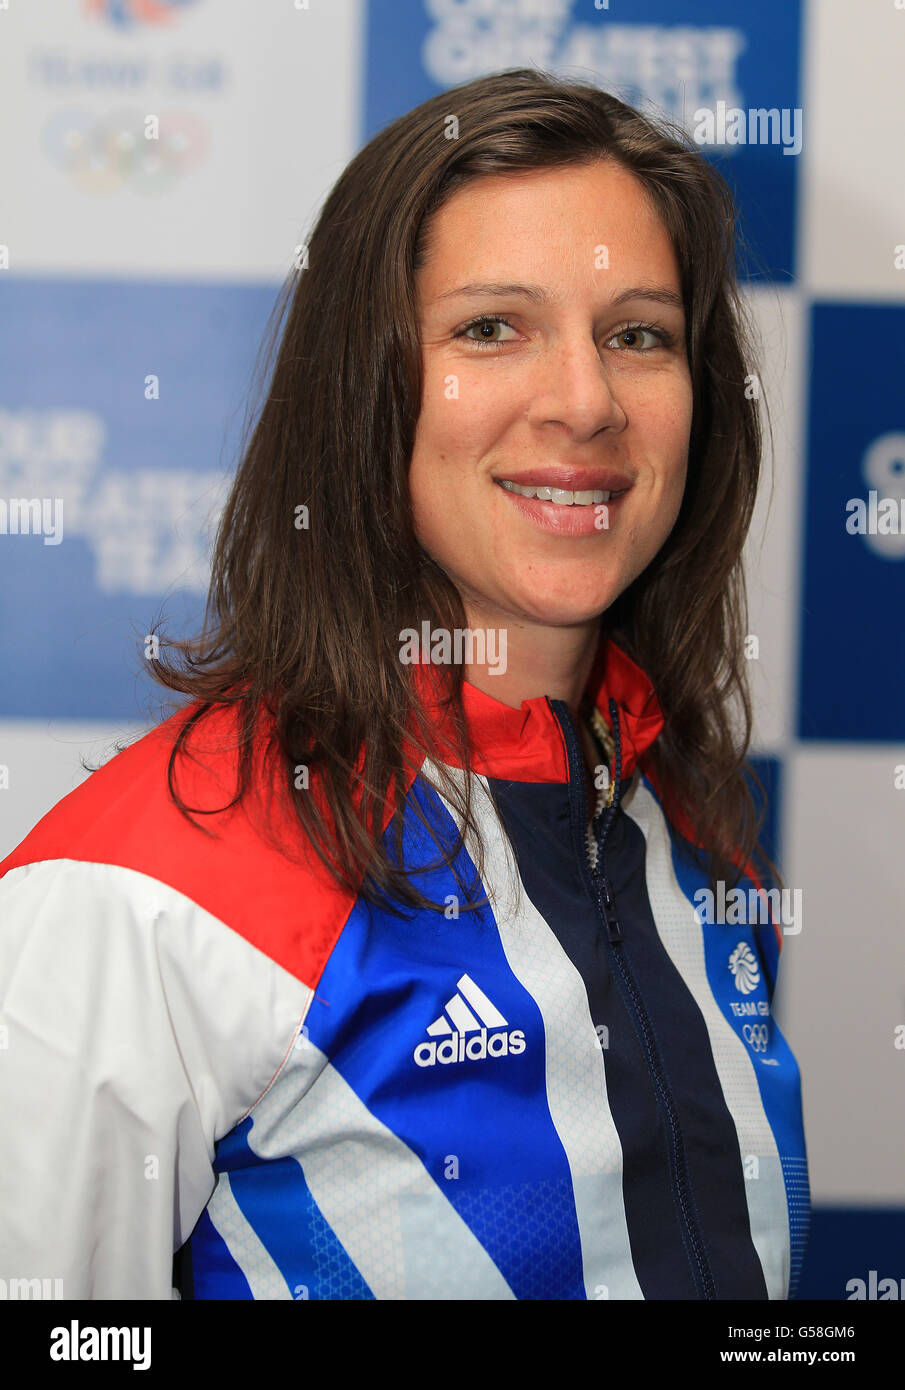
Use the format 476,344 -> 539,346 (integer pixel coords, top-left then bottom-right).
413,973 -> 526,1068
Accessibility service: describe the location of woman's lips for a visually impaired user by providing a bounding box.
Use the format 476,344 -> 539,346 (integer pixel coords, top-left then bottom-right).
494,478 -> 629,536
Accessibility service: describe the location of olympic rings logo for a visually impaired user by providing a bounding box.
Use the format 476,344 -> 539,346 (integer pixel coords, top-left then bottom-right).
42,108 -> 210,194
742,1023 -> 769,1053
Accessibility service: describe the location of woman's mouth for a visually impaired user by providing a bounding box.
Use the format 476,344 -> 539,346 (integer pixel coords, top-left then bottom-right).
497,480 -> 620,506
494,477 -> 631,536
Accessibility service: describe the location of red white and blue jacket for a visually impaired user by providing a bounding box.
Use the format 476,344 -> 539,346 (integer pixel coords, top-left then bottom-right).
0,637 -> 809,1300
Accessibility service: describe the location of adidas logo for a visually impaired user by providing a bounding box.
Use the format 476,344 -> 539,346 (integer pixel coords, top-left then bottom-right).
413,973 -> 526,1068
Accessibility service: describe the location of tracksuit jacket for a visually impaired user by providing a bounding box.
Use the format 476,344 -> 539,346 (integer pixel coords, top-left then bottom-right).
0,636 -> 809,1300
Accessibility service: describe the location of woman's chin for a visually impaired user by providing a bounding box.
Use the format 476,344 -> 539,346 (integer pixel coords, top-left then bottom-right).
492,586 -> 621,629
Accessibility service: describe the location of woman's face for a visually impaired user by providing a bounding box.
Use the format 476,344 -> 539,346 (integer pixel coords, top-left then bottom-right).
409,159 -> 693,633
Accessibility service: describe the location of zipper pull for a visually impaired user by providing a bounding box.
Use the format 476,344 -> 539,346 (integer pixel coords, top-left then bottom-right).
600,876 -> 622,943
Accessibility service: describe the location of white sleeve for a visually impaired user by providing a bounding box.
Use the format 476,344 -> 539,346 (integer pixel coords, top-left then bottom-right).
0,859 -> 313,1299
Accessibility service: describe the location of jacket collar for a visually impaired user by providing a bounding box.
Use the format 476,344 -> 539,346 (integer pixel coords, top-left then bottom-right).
412,633 -> 665,784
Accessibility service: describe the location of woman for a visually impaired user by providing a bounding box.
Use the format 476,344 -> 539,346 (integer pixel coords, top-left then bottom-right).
0,68 -> 808,1300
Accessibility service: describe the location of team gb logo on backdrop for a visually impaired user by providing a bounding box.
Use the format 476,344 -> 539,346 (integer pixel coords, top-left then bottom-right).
83,0 -> 201,29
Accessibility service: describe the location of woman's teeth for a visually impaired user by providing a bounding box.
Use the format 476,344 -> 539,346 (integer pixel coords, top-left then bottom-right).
498,479 -> 612,505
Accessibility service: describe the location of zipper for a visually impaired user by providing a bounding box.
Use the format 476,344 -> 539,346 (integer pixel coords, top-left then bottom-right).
548,694 -> 717,1301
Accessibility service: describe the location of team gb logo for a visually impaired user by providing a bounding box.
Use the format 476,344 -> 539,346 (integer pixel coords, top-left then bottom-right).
728,942 -> 760,994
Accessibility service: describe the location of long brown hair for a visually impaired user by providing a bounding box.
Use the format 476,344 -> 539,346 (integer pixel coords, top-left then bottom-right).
146,67 -> 779,913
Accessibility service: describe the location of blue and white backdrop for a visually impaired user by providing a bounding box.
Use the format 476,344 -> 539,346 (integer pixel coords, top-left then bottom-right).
1,0 -> 903,1300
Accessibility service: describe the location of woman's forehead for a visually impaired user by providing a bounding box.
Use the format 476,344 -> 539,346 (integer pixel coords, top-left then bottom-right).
416,166 -> 681,304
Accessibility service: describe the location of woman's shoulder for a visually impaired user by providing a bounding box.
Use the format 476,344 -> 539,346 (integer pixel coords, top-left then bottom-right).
1,699 -> 245,873
0,698 -> 356,985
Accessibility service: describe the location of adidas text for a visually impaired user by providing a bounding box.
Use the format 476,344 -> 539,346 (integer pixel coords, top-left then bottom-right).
413,1027 -> 526,1067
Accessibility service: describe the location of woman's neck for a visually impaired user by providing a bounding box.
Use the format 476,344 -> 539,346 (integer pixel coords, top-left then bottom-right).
460,610 -> 604,720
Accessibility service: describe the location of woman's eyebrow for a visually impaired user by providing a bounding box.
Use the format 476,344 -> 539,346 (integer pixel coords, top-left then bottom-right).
434,281 -> 684,311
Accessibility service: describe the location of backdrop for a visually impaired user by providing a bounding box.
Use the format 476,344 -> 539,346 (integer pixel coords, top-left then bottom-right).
1,0 -> 903,1301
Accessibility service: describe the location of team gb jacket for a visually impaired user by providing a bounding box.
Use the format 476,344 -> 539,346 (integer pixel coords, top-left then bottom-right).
0,636 -> 809,1300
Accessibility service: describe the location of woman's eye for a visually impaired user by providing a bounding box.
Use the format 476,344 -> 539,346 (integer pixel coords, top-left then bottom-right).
609,325 -> 663,351
457,315 -> 517,347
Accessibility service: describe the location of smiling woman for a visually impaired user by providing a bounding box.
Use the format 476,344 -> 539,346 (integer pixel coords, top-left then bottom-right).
0,68 -> 808,1303
410,159 -> 692,661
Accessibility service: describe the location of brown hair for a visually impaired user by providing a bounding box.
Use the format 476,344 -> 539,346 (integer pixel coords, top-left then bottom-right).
146,67 -> 779,913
